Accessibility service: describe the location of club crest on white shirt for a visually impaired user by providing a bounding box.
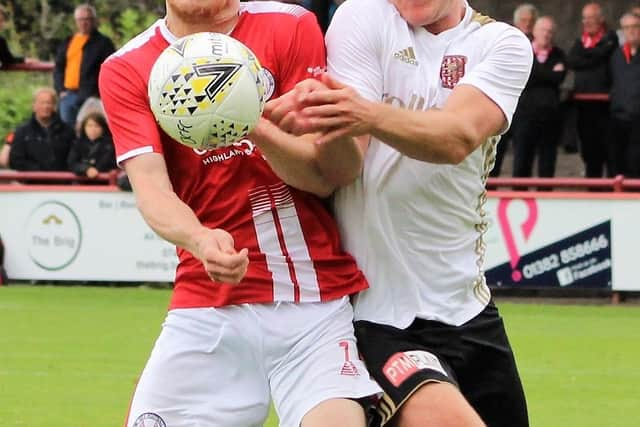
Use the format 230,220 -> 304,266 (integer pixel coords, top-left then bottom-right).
440,55 -> 467,89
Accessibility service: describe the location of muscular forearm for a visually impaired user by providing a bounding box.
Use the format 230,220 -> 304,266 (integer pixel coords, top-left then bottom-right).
123,153 -> 248,283
251,118 -> 337,197
125,158 -> 207,256
315,134 -> 364,187
369,102 -> 478,164
129,171 -> 207,256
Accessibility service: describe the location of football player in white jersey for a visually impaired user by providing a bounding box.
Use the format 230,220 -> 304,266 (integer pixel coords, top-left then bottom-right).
265,0 -> 533,426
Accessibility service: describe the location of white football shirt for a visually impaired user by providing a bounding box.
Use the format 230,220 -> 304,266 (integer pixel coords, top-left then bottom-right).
329,0 -> 533,327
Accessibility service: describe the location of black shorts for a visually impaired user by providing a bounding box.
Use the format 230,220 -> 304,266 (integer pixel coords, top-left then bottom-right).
354,301 -> 529,427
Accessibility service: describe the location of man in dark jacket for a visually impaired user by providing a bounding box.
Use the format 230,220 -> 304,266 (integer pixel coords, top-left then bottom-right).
609,11 -> 640,177
9,88 -> 75,171
512,16 -> 567,178
53,3 -> 115,126
567,2 -> 618,178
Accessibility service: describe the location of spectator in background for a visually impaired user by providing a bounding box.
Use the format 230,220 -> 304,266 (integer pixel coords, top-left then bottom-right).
0,132 -> 12,168
617,3 -> 640,44
491,3 -> 538,178
0,5 -> 34,68
67,112 -> 115,178
608,11 -> 640,177
54,4 -> 114,127
512,16 -> 567,178
513,3 -> 538,40
73,96 -> 104,136
9,87 -> 75,171
567,2 -> 618,178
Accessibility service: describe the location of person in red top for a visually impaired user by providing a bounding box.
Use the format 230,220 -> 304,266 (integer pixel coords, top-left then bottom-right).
99,1 -> 380,426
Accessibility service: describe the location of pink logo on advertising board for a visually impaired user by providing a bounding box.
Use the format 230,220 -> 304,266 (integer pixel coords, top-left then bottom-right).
497,198 -> 539,282
440,55 -> 467,89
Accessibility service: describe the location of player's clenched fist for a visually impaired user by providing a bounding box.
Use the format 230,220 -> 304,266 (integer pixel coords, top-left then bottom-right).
192,228 -> 249,284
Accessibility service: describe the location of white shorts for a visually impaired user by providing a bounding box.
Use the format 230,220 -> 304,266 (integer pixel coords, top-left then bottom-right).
125,297 -> 381,427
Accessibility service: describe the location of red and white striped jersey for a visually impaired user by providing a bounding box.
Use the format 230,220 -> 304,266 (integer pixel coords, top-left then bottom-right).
99,2 -> 368,309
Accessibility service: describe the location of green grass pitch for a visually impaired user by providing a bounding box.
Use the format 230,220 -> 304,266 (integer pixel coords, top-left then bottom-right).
1,285 -> 639,426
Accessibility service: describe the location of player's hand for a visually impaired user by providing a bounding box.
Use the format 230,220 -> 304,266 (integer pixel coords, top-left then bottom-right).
299,73 -> 374,144
264,78 -> 327,135
193,228 -> 249,284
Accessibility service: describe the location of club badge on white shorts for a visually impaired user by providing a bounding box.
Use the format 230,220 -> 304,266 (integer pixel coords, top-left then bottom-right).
133,412 -> 166,427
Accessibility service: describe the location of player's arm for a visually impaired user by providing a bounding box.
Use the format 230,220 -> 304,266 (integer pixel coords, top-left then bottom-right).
376,85 -> 503,163
255,77 -> 366,196
251,117 -> 363,197
301,80 -> 505,164
249,7 -> 363,196
123,153 -> 248,283
99,58 -> 247,284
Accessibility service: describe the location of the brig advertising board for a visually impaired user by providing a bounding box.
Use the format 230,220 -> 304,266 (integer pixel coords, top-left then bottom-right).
0,190 -> 177,282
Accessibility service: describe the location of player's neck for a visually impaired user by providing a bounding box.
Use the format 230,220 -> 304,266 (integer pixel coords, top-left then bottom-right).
165,11 -> 239,38
423,3 -> 466,35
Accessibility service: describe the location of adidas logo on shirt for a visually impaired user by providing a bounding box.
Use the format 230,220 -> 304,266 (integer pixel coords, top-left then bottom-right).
393,47 -> 418,65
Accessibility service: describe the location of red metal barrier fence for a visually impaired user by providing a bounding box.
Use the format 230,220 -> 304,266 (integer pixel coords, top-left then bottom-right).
487,176 -> 640,192
4,62 -> 54,72
1,171 -> 639,191
0,170 -> 119,187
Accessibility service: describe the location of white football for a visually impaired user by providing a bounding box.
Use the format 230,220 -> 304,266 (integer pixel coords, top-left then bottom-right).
148,32 -> 266,150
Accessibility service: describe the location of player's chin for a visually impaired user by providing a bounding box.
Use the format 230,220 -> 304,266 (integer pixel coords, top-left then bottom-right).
178,9 -> 216,24
172,0 -> 226,22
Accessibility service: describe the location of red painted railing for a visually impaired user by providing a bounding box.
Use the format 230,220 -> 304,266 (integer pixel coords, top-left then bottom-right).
4,62 -> 54,72
572,93 -> 610,102
0,170 -> 120,185
1,170 -> 639,192
486,176 -> 640,192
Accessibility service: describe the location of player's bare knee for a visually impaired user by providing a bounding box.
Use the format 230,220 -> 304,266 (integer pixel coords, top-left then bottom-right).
301,398 -> 367,427
393,382 -> 486,427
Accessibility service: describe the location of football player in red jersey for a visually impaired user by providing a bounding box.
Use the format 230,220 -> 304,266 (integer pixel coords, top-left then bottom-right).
99,1 -> 380,426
